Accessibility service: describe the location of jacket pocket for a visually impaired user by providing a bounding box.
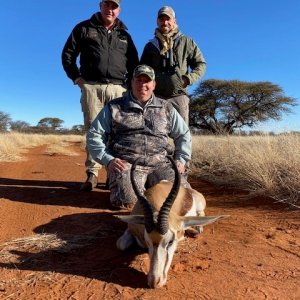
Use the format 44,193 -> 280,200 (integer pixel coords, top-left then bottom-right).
155,71 -> 183,97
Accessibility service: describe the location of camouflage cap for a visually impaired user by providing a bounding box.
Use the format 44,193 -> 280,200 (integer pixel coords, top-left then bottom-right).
133,65 -> 155,80
157,6 -> 175,19
102,0 -> 120,7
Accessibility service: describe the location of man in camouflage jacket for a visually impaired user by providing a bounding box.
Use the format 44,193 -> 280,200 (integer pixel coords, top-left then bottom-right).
87,65 -> 191,209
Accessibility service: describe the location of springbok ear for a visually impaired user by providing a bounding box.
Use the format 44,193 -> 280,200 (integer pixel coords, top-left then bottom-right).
114,215 -> 145,225
183,215 -> 229,229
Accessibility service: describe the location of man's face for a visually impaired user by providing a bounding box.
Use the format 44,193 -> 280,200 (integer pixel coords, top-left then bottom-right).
131,75 -> 156,102
100,1 -> 120,26
157,14 -> 176,34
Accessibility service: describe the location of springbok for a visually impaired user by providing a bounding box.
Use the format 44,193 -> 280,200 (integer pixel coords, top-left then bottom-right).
115,156 -> 227,288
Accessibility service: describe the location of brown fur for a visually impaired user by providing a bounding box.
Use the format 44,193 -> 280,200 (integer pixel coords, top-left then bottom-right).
128,181 -> 194,245
144,181 -> 193,216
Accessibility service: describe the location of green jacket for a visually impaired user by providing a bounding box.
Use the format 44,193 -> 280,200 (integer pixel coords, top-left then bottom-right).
140,31 -> 206,98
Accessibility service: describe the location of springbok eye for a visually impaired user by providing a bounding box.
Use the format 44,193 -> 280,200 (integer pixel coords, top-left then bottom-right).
167,240 -> 174,250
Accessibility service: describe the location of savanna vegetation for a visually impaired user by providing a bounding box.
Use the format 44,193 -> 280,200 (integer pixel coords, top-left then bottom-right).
1,79 -> 298,206
190,79 -> 297,134
0,112 -> 85,135
0,132 -> 84,162
1,132 -> 299,208
1,79 -> 298,136
191,133 -> 300,208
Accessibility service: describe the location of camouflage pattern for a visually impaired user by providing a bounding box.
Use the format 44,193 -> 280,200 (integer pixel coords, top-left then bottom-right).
109,160 -> 190,208
107,94 -> 174,167
106,93 -> 190,208
133,64 -> 155,80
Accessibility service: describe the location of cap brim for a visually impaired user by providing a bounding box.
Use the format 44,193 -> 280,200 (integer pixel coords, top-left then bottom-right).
103,0 -> 120,6
134,73 -> 154,80
158,12 -> 174,19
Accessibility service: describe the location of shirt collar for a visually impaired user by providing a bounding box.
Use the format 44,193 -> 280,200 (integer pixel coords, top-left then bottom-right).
130,92 -> 154,108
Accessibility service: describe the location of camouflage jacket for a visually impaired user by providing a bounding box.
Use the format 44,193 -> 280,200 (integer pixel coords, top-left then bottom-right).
87,93 -> 191,166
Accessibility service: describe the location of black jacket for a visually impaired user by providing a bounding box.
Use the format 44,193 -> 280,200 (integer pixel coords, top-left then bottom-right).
62,13 -> 139,85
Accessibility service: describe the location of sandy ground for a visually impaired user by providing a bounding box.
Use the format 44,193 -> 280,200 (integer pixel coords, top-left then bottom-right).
0,142 -> 299,300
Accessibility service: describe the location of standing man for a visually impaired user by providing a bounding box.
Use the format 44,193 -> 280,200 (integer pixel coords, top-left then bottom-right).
62,0 -> 139,191
140,6 -> 206,125
86,65 -> 192,209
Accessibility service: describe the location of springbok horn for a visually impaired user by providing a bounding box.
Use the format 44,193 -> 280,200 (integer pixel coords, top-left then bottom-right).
157,156 -> 181,235
130,157 -> 155,233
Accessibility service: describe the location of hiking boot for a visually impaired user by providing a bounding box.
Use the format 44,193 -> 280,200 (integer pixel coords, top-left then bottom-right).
80,173 -> 98,192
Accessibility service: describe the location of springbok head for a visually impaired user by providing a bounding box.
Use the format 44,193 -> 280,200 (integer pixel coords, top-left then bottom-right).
116,156 -> 227,288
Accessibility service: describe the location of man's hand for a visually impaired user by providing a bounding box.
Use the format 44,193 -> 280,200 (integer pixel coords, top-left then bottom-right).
75,77 -> 86,90
107,158 -> 127,174
175,160 -> 185,174
181,76 -> 190,88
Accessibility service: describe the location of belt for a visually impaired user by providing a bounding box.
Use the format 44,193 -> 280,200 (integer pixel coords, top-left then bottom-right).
97,78 -> 125,85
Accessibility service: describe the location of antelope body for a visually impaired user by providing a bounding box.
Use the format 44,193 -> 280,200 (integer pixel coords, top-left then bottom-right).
116,157 -> 226,288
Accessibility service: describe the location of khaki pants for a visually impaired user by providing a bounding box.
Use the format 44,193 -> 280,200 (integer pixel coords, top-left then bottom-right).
80,82 -> 127,176
168,94 -> 190,125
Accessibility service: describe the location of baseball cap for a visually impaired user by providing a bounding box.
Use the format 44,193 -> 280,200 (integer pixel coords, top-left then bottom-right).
157,6 -> 175,19
102,0 -> 120,7
133,65 -> 155,80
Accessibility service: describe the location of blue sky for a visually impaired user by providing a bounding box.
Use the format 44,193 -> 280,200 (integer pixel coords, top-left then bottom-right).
0,1 -> 299,132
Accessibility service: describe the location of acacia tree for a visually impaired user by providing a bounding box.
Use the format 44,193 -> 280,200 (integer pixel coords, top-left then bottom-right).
71,125 -> 85,134
0,111 -> 12,132
10,120 -> 31,132
190,79 -> 297,134
37,117 -> 64,132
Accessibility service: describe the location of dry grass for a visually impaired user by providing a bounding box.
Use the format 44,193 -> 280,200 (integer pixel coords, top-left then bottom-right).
1,132 -> 299,206
0,233 -> 98,299
0,132 -> 84,162
0,271 -> 56,300
0,233 -> 97,264
44,142 -> 79,156
191,133 -> 300,207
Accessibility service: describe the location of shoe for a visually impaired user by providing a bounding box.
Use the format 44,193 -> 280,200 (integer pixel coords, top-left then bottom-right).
80,173 -> 98,192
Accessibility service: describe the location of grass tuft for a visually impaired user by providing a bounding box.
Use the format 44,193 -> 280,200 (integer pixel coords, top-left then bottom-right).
191,133 -> 300,207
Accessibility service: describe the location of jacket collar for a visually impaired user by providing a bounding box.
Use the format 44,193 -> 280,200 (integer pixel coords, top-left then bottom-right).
150,30 -> 182,52
90,12 -> 128,30
126,92 -> 163,110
